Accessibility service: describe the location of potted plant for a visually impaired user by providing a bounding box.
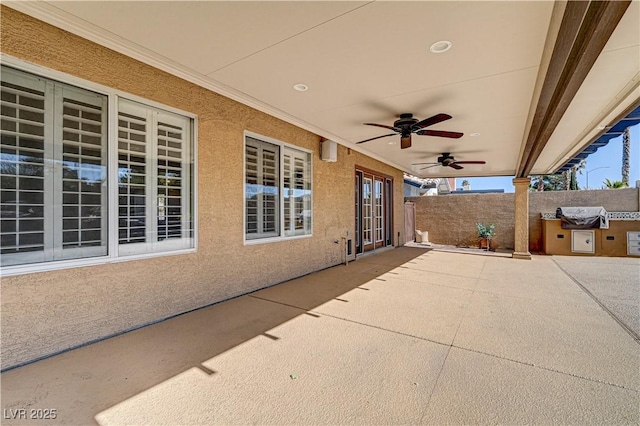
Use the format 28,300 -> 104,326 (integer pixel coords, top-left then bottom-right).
476,223 -> 495,250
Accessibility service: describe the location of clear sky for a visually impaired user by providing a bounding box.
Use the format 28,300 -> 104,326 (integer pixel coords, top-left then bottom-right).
456,124 -> 639,192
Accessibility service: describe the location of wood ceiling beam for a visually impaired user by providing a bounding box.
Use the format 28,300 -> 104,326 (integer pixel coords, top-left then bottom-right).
517,0 -> 631,178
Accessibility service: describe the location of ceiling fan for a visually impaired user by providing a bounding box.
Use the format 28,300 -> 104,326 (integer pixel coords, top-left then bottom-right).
356,113 -> 463,149
413,152 -> 486,170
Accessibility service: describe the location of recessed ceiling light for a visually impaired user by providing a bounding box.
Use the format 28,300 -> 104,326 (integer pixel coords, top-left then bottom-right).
293,83 -> 309,92
470,132 -> 481,137
388,141 -> 397,145
429,40 -> 452,54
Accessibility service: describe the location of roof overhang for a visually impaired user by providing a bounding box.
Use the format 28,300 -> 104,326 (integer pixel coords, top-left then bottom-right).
3,1 -> 637,179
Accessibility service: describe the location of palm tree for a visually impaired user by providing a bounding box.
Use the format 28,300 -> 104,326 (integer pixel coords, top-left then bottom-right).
603,178 -> 626,189
622,127 -> 630,186
529,174 -> 565,191
563,170 -> 570,190
570,160 -> 585,190
528,175 -> 544,191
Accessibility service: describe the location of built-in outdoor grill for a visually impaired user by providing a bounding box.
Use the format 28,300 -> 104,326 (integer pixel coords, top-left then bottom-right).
542,207 -> 639,257
555,206 -> 608,229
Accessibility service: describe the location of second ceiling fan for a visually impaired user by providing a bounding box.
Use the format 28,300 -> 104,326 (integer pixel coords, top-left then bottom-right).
413,152 -> 486,170
356,113 -> 463,149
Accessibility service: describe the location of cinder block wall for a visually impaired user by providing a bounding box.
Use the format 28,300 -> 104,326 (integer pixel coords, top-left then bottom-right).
0,7 -> 405,369
410,193 -> 515,250
409,187 -> 639,251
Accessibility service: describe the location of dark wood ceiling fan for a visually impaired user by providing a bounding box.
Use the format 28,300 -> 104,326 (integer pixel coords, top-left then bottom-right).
356,113 -> 463,149
412,152 -> 486,170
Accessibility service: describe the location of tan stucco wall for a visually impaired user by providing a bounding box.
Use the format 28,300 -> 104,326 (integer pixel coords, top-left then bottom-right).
0,7 -> 404,369
408,187 -> 640,251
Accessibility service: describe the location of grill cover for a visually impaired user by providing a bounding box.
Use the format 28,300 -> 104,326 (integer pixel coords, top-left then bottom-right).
556,206 -> 608,229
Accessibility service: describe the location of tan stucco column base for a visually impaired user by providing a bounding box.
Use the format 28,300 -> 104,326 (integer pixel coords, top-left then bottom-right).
512,177 -> 532,260
512,251 -> 532,260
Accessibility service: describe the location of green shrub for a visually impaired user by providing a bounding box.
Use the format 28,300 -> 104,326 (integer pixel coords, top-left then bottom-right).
476,223 -> 496,239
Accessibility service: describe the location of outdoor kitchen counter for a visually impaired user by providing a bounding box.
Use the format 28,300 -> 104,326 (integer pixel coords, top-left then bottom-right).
541,212 -> 640,257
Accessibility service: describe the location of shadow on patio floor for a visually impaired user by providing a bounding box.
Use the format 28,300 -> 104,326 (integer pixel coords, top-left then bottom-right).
0,247 -> 428,426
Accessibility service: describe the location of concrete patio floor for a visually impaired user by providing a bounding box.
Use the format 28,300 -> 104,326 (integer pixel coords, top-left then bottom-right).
1,247 -> 638,425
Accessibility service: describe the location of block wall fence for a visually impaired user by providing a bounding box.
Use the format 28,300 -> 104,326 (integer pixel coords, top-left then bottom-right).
407,187 -> 640,252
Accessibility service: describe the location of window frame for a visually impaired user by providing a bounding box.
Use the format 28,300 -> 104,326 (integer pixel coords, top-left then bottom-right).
116,98 -> 194,256
1,55 -> 198,276
243,131 -> 313,245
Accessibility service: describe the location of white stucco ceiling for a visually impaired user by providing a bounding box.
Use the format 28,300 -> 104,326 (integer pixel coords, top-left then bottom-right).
8,1 -> 639,179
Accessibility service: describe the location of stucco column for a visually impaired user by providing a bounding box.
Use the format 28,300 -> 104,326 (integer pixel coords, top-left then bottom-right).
512,177 -> 532,260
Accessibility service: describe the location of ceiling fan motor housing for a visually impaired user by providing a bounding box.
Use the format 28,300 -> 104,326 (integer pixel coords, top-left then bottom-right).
394,113 -> 419,131
437,152 -> 454,163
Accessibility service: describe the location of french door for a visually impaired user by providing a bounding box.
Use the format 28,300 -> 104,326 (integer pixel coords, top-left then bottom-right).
355,168 -> 393,254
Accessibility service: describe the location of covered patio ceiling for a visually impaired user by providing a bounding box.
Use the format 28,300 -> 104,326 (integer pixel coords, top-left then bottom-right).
6,1 -> 639,179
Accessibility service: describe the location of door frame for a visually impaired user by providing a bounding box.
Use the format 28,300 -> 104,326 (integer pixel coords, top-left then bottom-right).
354,166 -> 394,255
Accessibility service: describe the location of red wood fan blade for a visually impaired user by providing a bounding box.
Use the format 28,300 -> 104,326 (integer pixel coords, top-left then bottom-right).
420,164 -> 440,170
356,133 -> 397,144
364,123 -> 400,132
413,113 -> 452,129
401,135 -> 412,149
449,163 -> 464,170
453,161 -> 486,165
416,129 -> 464,139
411,162 -> 439,165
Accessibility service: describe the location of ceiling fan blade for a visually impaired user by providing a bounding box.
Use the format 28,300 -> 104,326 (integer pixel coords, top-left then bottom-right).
401,134 -> 412,149
449,163 -> 464,170
411,162 -> 439,165
413,113 -> 452,129
453,161 -> 486,165
364,123 -> 400,132
420,164 -> 441,170
416,129 -> 464,139
355,133 -> 396,144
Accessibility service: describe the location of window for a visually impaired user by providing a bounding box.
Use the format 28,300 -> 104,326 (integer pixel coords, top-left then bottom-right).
245,137 -> 280,239
1,67 -> 108,267
283,147 -> 311,237
0,65 -> 195,270
245,134 -> 311,242
117,99 -> 194,256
